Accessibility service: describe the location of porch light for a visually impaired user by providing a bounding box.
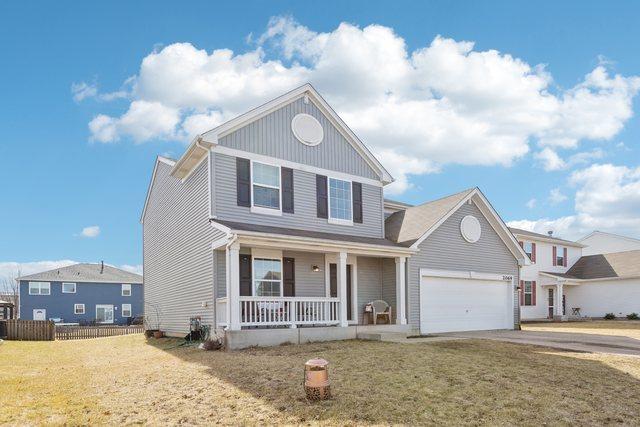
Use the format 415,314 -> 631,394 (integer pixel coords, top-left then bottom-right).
312,265 -> 320,272
304,358 -> 330,400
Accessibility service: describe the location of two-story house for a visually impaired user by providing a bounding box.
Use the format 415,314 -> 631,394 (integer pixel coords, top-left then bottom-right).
18,262 -> 143,325
142,84 -> 529,349
513,228 -> 640,320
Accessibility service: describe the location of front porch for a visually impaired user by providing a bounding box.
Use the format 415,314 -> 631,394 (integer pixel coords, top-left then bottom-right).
538,274 -> 582,321
213,232 -> 414,337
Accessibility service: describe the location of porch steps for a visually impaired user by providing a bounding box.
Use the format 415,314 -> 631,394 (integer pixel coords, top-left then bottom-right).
357,331 -> 410,342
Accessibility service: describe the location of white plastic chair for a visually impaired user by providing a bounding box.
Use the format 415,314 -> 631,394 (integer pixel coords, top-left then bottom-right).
371,300 -> 392,325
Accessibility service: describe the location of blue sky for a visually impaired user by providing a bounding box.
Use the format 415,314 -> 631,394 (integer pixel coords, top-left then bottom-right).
1,1 -> 639,278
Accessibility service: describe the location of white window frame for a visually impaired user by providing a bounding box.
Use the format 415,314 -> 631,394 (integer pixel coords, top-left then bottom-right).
252,257 -> 283,297
121,303 -> 132,317
121,284 -> 132,297
250,160 -> 282,216
523,281 -> 533,306
74,303 -> 85,315
556,247 -> 566,266
29,282 -> 50,296
62,282 -> 76,294
327,177 -> 353,226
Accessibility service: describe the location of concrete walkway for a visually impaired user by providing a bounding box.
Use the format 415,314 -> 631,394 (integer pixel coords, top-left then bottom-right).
439,330 -> 640,356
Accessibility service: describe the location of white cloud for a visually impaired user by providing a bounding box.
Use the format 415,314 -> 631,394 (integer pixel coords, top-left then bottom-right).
71,82 -> 98,102
549,188 -> 568,204
509,163 -> 640,239
535,148 -> 567,171
80,225 -> 100,238
81,16 -> 640,193
526,198 -> 537,209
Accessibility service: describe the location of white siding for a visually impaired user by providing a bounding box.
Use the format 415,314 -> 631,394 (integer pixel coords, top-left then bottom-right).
143,160 -> 224,336
565,279 -> 640,318
580,233 -> 640,255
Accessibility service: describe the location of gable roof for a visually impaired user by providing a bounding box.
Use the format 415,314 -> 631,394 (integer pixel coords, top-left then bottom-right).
509,227 -> 584,248
17,263 -> 143,284
171,83 -> 394,184
542,250 -> 640,281
578,230 -> 640,244
384,187 -> 530,263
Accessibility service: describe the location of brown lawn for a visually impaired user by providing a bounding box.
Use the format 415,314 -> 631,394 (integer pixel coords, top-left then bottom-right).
2,333 -> 640,425
523,319 -> 640,340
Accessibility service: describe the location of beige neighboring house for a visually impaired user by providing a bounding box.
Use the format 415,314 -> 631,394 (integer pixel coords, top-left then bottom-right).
579,231 -> 640,255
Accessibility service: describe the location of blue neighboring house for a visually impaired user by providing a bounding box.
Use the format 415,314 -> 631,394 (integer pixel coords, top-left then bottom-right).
18,262 -> 143,325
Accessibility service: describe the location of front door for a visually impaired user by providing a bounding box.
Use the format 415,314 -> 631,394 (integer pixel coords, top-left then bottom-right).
96,305 -> 114,324
548,288 -> 554,318
329,264 -> 352,321
33,309 -> 46,321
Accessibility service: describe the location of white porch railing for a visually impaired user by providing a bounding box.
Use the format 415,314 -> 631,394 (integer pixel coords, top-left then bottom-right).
217,297 -> 340,328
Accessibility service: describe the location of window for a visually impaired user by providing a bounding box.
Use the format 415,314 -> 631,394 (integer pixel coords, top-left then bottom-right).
522,242 -> 533,259
556,247 -> 565,266
121,284 -> 131,296
253,258 -> 282,297
328,178 -> 352,223
62,282 -> 76,293
74,304 -> 85,315
122,304 -> 132,317
29,282 -> 50,295
252,162 -> 280,211
523,281 -> 533,306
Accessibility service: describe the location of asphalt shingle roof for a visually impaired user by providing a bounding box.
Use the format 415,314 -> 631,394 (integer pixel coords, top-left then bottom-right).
543,250 -> 640,280
509,227 -> 581,246
17,263 -> 143,284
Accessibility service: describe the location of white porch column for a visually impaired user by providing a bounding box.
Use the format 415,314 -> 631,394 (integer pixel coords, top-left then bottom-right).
555,282 -> 564,320
227,242 -> 241,330
337,251 -> 349,327
395,257 -> 407,325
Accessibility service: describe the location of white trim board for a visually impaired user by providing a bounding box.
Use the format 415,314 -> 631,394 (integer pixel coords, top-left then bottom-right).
420,268 -> 514,282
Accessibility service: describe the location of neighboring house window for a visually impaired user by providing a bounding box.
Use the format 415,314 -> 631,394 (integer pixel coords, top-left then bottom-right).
252,162 -> 280,211
328,178 -> 352,224
62,282 -> 76,293
29,282 -> 50,295
555,247 -> 566,267
523,281 -> 533,306
122,304 -> 132,317
523,242 -> 533,259
74,304 -> 85,315
121,284 -> 131,296
253,258 -> 282,297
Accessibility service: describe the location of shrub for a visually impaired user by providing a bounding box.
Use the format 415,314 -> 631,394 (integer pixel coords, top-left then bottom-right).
604,313 -> 616,320
627,313 -> 639,320
202,338 -> 223,351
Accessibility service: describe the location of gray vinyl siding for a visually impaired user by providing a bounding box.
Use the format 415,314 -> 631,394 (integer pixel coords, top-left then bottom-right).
283,251 -> 326,297
406,202 -> 520,328
381,258 -> 397,316
143,160 -> 225,335
215,250 -> 226,298
218,97 -> 378,180
356,257 -> 384,324
213,152 -> 384,238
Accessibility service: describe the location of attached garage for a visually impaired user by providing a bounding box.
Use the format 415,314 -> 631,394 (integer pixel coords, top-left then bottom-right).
420,270 -> 514,334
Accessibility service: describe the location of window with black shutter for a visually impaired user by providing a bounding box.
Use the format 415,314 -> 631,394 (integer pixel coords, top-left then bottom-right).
236,158 -> 251,207
316,174 -> 328,218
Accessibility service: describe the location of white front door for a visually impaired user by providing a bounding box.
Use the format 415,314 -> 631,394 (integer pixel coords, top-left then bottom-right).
33,309 -> 46,321
420,275 -> 512,334
96,305 -> 114,323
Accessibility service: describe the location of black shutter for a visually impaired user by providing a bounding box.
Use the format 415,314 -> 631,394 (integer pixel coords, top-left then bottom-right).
316,175 -> 328,218
281,167 -> 294,214
352,182 -> 363,223
283,257 -> 295,297
236,158 -> 251,207
239,254 -> 252,296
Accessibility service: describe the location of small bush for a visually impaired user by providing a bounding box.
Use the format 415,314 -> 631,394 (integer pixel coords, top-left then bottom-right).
202,339 -> 223,351
627,313 -> 639,320
604,313 -> 616,320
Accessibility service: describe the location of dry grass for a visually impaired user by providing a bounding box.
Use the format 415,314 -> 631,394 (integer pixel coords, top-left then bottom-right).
2,334 -> 640,425
523,320 -> 640,339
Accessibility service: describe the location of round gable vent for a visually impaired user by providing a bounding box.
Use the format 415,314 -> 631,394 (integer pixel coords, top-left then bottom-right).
460,215 -> 481,243
292,113 -> 324,146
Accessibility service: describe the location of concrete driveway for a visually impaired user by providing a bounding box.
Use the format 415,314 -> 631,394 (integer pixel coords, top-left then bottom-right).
441,329 -> 640,356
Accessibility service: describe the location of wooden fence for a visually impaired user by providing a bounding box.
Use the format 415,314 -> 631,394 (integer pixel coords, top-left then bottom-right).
5,319 -> 55,341
55,325 -> 144,340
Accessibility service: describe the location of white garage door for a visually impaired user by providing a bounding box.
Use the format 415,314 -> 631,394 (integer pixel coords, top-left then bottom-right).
420,275 -> 513,334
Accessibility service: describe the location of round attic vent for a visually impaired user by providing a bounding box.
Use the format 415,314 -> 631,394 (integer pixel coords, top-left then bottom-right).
292,113 -> 324,146
460,215 -> 481,243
